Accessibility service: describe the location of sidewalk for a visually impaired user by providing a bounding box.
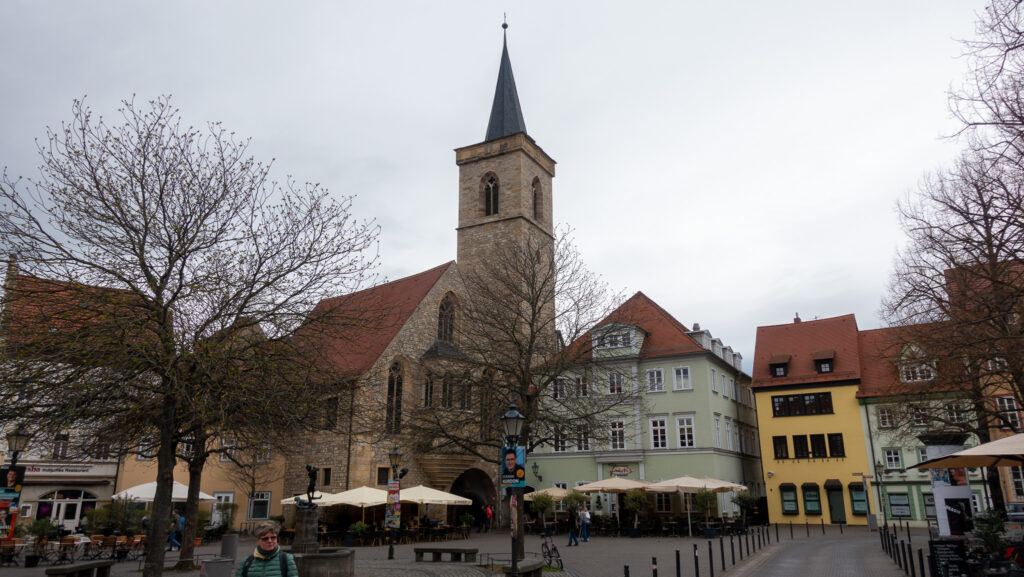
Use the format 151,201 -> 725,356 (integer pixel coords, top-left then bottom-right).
0,524 -> 913,577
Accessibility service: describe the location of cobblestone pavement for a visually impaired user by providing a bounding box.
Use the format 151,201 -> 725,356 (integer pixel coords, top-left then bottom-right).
0,524 -> 921,577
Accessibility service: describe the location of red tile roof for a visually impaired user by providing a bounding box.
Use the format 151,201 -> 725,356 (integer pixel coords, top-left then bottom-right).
751,314 -> 860,388
857,323 -> 960,398
597,291 -> 707,359
301,262 -> 454,379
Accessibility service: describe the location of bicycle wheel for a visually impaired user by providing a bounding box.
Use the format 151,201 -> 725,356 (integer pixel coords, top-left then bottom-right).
550,547 -> 563,570
542,542 -> 552,566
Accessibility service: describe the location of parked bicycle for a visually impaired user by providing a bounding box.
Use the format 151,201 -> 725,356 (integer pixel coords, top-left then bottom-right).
541,529 -> 563,570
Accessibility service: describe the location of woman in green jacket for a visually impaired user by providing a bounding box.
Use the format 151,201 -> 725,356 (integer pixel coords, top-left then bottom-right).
236,521 -> 297,577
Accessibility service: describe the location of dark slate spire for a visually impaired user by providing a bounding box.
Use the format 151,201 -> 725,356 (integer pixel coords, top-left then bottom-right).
485,23 -> 527,142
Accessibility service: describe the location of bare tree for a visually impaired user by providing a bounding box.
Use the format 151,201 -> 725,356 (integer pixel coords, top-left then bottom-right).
883,147 -> 1024,507
0,96 -> 380,577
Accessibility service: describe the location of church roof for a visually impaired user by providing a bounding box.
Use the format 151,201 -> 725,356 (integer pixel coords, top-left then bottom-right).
305,262 -> 455,379
485,28 -> 528,142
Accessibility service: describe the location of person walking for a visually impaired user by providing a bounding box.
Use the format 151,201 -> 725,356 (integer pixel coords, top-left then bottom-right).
484,504 -> 493,533
580,506 -> 591,542
168,512 -> 182,551
567,506 -> 579,546
236,521 -> 297,577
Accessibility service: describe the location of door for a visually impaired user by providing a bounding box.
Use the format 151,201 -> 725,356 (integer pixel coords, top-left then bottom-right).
827,489 -> 846,524
52,502 -> 79,531
211,492 -> 234,527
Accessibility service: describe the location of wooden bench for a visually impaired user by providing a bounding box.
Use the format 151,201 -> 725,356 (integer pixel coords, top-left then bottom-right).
44,560 -> 115,577
413,546 -> 478,563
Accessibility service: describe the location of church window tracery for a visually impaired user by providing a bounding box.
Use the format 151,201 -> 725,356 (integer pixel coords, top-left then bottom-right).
484,175 -> 499,216
386,363 -> 403,433
532,177 -> 542,221
438,294 -> 456,343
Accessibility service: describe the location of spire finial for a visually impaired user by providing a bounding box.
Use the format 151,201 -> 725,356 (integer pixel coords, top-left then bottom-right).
503,13 -> 508,30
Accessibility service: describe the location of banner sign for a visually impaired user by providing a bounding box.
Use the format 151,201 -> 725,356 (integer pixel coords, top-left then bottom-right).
0,466 -> 25,540
386,480 -> 401,529
500,447 -> 525,488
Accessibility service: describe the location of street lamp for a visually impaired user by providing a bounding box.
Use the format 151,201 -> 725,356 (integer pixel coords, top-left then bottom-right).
387,446 -> 401,560
874,460 -> 887,528
500,403 -> 526,576
5,428 -> 29,468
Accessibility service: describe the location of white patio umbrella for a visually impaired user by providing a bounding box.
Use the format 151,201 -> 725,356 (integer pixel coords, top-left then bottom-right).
574,477 -> 650,493
645,476 -> 747,536
112,481 -> 215,503
523,486 -> 575,502
398,485 -> 471,505
319,486 -> 389,522
912,433 -> 1024,469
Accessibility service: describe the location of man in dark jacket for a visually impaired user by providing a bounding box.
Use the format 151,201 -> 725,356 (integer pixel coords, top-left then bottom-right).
567,507 -> 579,546
236,521 -> 297,577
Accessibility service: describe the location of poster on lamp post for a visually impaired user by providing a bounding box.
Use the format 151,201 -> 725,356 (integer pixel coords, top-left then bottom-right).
386,480 -> 401,530
500,447 -> 525,488
0,466 -> 25,540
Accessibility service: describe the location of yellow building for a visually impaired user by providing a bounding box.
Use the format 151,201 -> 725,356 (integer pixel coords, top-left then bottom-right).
752,314 -> 875,526
116,442 -> 286,531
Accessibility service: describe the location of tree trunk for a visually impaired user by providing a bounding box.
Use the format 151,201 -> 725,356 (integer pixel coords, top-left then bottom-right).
174,457 -> 206,569
142,413 -> 177,577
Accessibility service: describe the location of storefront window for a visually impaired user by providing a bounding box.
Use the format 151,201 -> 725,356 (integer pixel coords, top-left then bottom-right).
849,484 -> 867,515
780,484 -> 798,515
802,484 -> 821,515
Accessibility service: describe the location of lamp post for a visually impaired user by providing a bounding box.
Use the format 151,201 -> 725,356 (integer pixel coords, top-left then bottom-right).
387,446 -> 401,561
5,428 -> 29,469
500,403 -> 526,576
874,460 -> 887,528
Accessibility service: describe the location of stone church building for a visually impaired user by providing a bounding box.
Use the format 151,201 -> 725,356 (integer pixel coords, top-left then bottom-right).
283,29 -> 556,525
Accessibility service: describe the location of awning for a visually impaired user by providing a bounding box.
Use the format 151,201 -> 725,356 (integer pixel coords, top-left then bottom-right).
801,482 -> 819,490
779,483 -> 796,491
848,482 -> 864,490
823,479 -> 842,490
812,350 -> 835,360
769,354 -> 791,364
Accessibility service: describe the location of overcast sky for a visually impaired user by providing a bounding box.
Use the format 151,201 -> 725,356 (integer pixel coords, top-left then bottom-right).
0,1 -> 988,371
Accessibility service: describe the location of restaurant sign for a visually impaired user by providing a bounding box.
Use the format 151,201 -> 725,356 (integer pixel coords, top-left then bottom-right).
609,466 -> 633,477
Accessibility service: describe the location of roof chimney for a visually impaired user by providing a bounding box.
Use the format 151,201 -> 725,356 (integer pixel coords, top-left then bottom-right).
693,322 -> 700,331
793,313 -> 801,324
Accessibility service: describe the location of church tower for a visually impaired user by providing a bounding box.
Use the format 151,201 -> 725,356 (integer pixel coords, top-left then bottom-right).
455,25 -> 555,271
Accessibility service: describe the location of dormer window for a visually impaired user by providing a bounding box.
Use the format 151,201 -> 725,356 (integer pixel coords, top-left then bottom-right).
768,354 -> 790,377
602,332 -> 631,348
899,345 -> 934,383
813,350 -> 834,374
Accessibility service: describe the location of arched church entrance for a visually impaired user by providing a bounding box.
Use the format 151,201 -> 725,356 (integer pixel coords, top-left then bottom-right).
449,468 -> 496,528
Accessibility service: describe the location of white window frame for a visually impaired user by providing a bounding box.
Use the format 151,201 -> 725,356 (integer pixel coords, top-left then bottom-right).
551,378 -> 566,400
997,396 -> 1020,430
878,407 -> 895,428
248,491 -> 271,520
220,436 -> 236,462
713,415 -> 722,448
553,427 -> 567,453
724,420 -> 733,451
1012,467 -> 1024,497
711,369 -> 718,393
676,415 -> 695,448
673,366 -> 692,391
655,493 -> 672,513
576,376 -> 589,397
650,417 -> 668,449
884,448 -> 902,470
647,369 -> 665,393
610,419 -> 625,450
608,372 -> 624,394
576,428 -> 590,451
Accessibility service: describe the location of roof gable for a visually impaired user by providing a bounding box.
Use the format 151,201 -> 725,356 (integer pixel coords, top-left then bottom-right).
596,292 -> 706,359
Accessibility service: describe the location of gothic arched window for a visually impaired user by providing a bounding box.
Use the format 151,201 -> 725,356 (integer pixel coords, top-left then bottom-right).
423,373 -> 434,407
532,177 -> 542,221
438,294 -> 455,343
484,175 -> 500,216
386,363 -> 403,433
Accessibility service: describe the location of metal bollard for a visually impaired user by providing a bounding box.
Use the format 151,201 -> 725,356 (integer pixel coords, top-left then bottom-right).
625,566 -> 630,577
775,522 -> 779,543
708,541 -> 715,577
719,536 -> 725,572
694,543 -> 700,577
909,545 -> 916,577
901,541 -> 909,576
789,521 -> 793,540
746,529 -> 751,556
918,548 -> 925,577
839,522 -> 843,535
821,518 -> 825,535
730,535 -> 735,565
758,526 -> 763,550
805,520 -> 810,537
676,549 -> 681,577
652,556 -> 658,577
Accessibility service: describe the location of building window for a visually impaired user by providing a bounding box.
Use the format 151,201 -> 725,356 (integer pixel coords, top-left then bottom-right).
576,376 -> 589,397
601,332 -> 631,348
884,449 -> 902,470
220,437 -> 236,462
423,373 -> 434,407
946,404 -> 967,424
255,443 -> 272,464
725,421 -> 734,451
610,420 -> 625,450
1012,467 -> 1024,497
608,372 -> 624,394
923,494 -> 937,518
376,467 -> 389,485
731,378 -> 739,399
917,447 -> 928,465
850,485 -> 867,515
441,375 -> 454,408
321,396 -> 339,430
386,363 -> 403,433
721,374 -> 727,396
792,435 -> 809,459
997,397 -> 1020,430
576,428 -> 590,451
673,366 -> 691,390
900,363 -> 933,383
484,175 -> 499,216
878,407 -> 894,428
532,178 -> 542,221
180,435 -> 195,459
815,359 -> 833,374
52,434 -> 69,460
809,434 -> 827,458
248,491 -> 271,520
771,363 -> 787,377
437,295 -> 455,343
911,406 -> 928,427
647,369 -> 664,392
827,433 -> 845,457
771,392 -> 833,417
773,436 -> 789,459
655,493 -> 671,513
553,428 -> 567,453
780,485 -> 798,515
458,382 -> 471,410
711,369 -> 718,393
713,416 -> 722,448
802,485 -> 822,515
551,378 -> 566,400
651,417 -> 667,449
677,415 -> 695,448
